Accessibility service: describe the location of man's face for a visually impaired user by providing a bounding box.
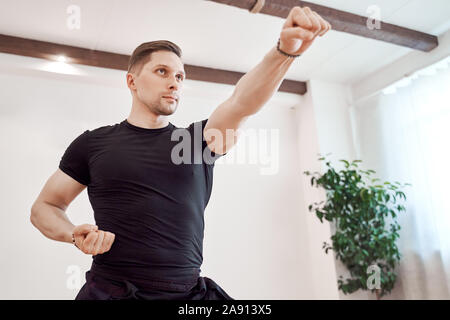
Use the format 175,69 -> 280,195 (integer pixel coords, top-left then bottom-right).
128,50 -> 185,116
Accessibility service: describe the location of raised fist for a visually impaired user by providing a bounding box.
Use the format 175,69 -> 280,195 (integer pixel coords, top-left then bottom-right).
279,6 -> 331,56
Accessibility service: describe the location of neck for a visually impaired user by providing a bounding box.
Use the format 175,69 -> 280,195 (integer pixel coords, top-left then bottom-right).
127,97 -> 169,129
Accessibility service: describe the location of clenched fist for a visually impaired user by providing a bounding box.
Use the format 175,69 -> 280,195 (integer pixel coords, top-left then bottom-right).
72,224 -> 115,256
279,6 -> 331,56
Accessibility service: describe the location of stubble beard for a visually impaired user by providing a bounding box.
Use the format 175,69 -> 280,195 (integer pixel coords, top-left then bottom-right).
148,98 -> 178,116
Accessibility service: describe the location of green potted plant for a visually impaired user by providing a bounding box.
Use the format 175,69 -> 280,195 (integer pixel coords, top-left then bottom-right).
304,154 -> 410,299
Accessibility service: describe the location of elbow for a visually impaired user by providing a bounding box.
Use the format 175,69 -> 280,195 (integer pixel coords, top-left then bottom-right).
231,93 -> 265,118
30,203 -> 40,227
230,94 -> 259,118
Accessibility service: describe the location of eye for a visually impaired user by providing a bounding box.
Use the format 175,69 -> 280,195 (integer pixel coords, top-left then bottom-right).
177,74 -> 184,81
157,68 -> 166,74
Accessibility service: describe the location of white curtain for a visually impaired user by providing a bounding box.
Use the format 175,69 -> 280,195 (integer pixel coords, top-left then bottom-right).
352,56 -> 450,299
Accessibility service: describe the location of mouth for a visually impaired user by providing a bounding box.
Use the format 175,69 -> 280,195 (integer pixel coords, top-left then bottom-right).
162,96 -> 177,102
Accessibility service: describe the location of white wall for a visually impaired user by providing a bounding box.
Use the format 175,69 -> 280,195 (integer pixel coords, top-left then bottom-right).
305,79 -> 373,300
0,52 -> 326,299
293,81 -> 340,300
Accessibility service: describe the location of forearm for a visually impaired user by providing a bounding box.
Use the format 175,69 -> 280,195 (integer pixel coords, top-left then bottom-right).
232,45 -> 295,116
30,202 -> 75,244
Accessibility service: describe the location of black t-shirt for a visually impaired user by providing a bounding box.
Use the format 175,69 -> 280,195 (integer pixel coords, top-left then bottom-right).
59,118 -> 225,285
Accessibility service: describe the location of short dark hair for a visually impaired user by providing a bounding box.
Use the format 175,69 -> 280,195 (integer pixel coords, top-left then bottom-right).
127,40 -> 182,75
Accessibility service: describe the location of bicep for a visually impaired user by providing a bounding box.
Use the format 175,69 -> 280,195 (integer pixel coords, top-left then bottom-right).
204,96 -> 248,155
33,168 -> 86,211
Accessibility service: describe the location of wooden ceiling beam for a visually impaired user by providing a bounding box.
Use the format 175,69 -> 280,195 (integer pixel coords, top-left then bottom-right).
209,0 -> 439,52
0,34 -> 306,95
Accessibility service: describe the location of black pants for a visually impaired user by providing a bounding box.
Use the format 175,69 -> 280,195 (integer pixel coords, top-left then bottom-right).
75,270 -> 234,300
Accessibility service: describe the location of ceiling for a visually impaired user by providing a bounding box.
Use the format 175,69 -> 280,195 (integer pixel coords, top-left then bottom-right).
0,0 -> 449,85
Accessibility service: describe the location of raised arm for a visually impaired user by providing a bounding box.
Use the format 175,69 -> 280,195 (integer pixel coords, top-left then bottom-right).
204,6 -> 331,155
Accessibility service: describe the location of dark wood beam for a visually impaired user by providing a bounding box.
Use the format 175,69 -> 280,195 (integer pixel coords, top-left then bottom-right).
0,34 -> 306,95
209,0 -> 438,52
184,64 -> 305,94
0,34 -> 130,70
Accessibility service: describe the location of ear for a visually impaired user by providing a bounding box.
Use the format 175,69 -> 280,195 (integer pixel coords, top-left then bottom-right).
126,72 -> 136,90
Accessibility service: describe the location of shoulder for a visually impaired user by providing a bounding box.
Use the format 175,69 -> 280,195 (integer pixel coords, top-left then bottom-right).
87,121 -> 122,136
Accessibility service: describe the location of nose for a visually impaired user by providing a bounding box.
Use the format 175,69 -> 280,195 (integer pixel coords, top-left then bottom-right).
168,75 -> 181,92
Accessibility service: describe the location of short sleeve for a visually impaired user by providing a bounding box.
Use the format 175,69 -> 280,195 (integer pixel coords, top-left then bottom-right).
187,119 -> 226,166
58,130 -> 91,186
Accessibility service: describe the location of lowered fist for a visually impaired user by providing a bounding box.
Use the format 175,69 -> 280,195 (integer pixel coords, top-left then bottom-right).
279,6 -> 331,56
72,224 -> 115,256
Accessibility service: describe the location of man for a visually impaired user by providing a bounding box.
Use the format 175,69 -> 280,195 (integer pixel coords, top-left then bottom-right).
30,6 -> 330,300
